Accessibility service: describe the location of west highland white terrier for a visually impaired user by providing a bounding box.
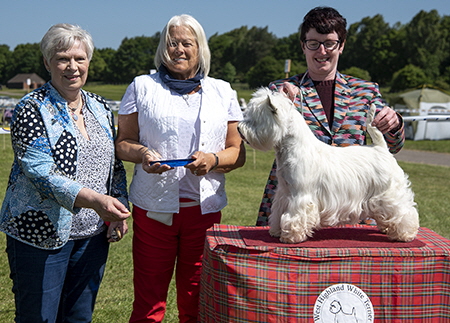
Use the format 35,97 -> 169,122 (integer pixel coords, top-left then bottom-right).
238,87 -> 419,243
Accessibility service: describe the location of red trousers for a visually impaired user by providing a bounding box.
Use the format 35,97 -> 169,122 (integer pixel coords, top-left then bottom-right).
129,204 -> 221,323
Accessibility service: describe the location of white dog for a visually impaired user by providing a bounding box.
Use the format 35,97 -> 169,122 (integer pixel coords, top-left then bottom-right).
238,87 -> 419,243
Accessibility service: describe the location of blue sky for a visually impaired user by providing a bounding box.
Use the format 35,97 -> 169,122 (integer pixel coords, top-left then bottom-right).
1,0 -> 449,50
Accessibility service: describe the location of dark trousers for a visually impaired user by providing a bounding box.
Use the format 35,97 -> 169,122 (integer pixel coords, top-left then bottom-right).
6,232 -> 109,323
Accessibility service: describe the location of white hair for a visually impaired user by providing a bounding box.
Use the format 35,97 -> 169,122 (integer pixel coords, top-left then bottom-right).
154,14 -> 210,76
40,23 -> 94,62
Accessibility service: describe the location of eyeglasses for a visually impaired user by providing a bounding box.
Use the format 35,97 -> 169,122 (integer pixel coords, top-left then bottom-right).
304,40 -> 340,51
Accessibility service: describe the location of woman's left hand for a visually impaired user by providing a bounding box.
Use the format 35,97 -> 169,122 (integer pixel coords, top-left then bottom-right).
107,220 -> 128,243
185,122 -> 245,176
372,106 -> 401,133
185,151 -> 217,176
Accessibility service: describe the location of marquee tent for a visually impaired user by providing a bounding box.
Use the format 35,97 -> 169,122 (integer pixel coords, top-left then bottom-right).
396,87 -> 450,140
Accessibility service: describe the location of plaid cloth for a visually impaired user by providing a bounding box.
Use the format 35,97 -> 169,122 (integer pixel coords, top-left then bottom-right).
199,224 -> 450,322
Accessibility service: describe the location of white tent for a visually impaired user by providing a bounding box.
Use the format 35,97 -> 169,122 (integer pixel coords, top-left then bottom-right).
396,88 -> 450,140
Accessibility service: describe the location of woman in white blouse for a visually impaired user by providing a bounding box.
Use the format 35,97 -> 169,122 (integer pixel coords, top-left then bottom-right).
115,14 -> 245,323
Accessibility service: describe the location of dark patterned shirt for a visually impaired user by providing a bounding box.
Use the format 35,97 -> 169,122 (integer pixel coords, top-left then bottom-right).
0,82 -> 128,249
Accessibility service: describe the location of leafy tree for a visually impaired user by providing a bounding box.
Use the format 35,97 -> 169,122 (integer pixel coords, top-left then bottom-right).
369,25 -> 407,84
444,66 -> 450,86
95,48 -> 117,82
439,15 -> 450,83
382,23 -> 408,84
271,33 -> 304,65
9,43 -> 47,81
0,10 -> 448,90
340,15 -> 393,83
288,60 -> 307,76
240,26 -> 277,74
403,10 -> 447,81
390,64 -> 428,92
209,32 -> 235,79
110,34 -> 160,83
221,62 -> 236,83
434,78 -> 450,91
341,67 -> 371,81
247,56 -> 284,89
209,26 -> 277,82
88,49 -> 107,82
0,45 -> 12,84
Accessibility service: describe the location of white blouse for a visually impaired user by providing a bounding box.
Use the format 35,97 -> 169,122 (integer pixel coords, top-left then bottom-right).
119,73 -> 242,215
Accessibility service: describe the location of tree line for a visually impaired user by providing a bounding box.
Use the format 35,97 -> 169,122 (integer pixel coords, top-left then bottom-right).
0,9 -> 449,93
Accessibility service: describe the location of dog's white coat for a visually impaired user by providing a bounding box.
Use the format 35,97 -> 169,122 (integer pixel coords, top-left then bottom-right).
238,88 -> 419,243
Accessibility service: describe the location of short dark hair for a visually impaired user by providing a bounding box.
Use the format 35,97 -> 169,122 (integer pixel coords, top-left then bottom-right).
299,7 -> 347,43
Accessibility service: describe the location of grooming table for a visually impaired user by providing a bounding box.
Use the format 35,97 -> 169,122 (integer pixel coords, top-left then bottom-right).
199,224 -> 450,322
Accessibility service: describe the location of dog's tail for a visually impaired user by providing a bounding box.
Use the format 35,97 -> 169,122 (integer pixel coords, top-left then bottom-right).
366,104 -> 388,149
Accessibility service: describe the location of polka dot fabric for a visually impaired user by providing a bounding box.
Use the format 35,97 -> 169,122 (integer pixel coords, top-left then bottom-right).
0,82 -> 129,249
14,106 -> 45,147
54,132 -> 77,178
8,210 -> 62,249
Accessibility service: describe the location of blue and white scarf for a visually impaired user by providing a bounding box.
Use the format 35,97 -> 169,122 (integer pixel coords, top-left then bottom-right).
159,64 -> 203,95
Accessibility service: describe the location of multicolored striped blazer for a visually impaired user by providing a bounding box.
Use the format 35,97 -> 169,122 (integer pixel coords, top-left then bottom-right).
256,71 -> 405,226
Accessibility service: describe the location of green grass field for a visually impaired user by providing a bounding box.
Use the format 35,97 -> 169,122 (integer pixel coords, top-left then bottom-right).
0,134 -> 449,321
0,83 -> 254,102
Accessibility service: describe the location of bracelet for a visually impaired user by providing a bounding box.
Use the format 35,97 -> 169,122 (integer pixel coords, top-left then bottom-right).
210,152 -> 219,171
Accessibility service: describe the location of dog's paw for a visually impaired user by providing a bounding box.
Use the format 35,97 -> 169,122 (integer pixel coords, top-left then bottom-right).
382,225 -> 418,242
269,228 -> 281,238
386,228 -> 418,242
279,231 -> 308,244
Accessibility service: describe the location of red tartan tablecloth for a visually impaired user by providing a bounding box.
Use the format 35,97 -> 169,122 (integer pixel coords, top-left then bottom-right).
199,224 -> 450,322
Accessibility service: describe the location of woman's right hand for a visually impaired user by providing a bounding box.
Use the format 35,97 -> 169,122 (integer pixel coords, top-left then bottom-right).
93,195 -> 131,222
75,188 -> 131,222
141,148 -> 172,174
279,81 -> 300,102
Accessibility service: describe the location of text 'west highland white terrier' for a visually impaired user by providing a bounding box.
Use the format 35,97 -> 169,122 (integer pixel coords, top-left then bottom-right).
238,88 -> 419,244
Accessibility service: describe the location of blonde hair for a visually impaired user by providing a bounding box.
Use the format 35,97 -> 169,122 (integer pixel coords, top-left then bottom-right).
154,14 -> 210,76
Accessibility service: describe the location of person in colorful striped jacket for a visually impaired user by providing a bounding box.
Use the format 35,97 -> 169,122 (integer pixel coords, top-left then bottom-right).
256,6 -> 405,226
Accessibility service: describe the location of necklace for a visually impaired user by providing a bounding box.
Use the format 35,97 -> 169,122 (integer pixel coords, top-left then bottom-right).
68,97 -> 83,121
182,94 -> 190,106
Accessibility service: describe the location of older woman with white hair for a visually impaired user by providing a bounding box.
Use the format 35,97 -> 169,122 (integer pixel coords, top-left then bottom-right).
115,14 -> 245,322
0,23 -> 130,323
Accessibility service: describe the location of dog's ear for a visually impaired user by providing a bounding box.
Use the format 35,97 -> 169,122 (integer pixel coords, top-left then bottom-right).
268,93 -> 278,114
